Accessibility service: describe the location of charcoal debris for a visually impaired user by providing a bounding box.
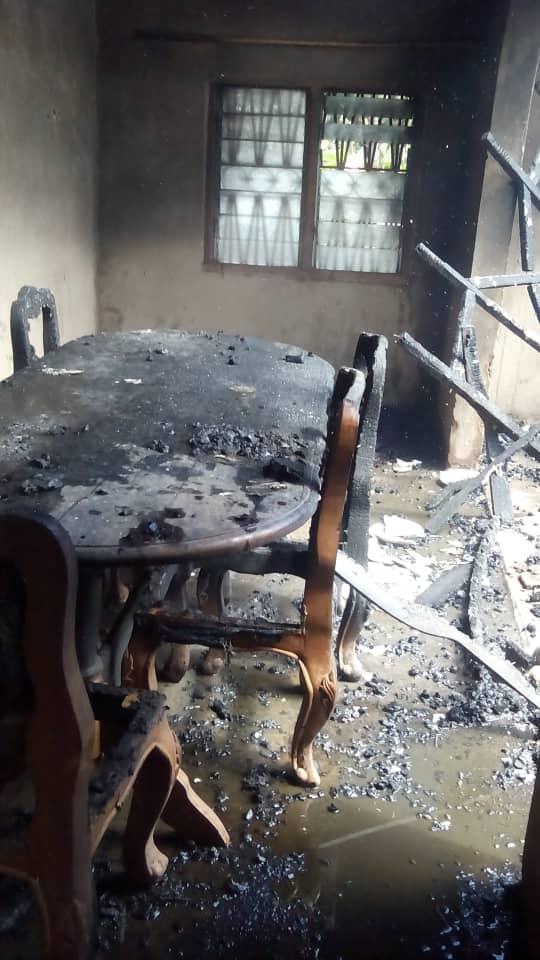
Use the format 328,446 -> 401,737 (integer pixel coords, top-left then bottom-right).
189,422 -> 305,462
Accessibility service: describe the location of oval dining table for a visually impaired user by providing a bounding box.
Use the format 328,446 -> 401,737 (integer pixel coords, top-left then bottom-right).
0,327 -> 335,848
0,328 -> 335,672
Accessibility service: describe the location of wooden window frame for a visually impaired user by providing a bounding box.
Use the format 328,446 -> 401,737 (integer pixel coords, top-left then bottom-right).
204,82 -> 417,285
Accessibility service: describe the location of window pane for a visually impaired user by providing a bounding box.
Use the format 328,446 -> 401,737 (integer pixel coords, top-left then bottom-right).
216,87 -> 306,268
315,93 -> 414,273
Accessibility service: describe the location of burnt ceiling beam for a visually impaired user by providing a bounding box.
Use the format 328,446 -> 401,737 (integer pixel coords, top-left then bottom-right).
133,29 -> 479,49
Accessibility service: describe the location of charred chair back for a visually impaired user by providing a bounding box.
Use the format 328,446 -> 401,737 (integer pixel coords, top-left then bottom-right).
160,333 -> 387,686
124,367 -> 365,787
336,333 -> 387,679
10,285 -> 60,373
0,510 -> 188,960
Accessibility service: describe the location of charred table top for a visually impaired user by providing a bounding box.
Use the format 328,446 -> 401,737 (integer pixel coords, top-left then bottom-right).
0,330 -> 334,565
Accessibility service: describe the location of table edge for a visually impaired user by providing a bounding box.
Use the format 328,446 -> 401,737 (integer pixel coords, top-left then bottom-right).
75,489 -> 319,566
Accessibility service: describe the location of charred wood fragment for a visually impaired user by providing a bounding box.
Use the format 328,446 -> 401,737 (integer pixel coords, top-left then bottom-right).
416,243 -> 540,354
415,562 -> 472,609
335,551 -> 540,710
425,422 -> 540,533
396,332 -> 540,461
483,131 -> 540,210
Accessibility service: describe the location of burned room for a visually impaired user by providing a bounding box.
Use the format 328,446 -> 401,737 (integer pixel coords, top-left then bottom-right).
0,1 -> 539,957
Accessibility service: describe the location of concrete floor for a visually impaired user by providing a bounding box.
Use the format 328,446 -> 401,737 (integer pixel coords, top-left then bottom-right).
1,456 -> 538,959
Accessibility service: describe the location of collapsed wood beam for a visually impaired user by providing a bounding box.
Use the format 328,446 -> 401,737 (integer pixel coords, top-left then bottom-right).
425,422 -> 540,533
335,551 -> 540,710
483,131 -> 540,210
416,243 -> 540,353
460,322 -> 513,520
467,531 -> 492,644
396,332 -> 540,461
415,562 -> 472,608
517,182 -> 540,321
472,272 -> 540,289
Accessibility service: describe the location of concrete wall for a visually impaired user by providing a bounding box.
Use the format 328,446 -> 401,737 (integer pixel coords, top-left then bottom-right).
448,0 -> 540,464
489,53 -> 540,421
0,0 -> 97,380
98,1 -> 504,407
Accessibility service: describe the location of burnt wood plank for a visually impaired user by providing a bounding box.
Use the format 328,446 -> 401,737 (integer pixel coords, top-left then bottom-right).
483,131 -> 540,209
416,243 -> 540,353
461,324 -> 513,521
517,181 -> 540,321
335,551 -> 540,710
396,332 -> 540,460
472,272 -> 540,289
425,422 -> 540,533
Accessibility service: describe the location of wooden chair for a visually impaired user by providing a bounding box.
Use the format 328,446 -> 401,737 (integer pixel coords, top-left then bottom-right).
0,510 -> 228,960
10,285 -> 60,373
335,333 -> 387,679
161,333 -> 387,684
123,367 -> 366,787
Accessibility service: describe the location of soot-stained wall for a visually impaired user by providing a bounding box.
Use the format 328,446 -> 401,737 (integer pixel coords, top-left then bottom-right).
98,1 -> 506,406
0,0 -> 97,379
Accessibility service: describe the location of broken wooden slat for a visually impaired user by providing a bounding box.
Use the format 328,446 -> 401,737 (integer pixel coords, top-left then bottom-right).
467,531 -> 492,643
415,562 -> 472,609
427,477 -> 469,512
472,272 -> 540,289
450,288 -> 476,369
416,243 -> 540,354
335,551 -> 540,710
461,323 -> 513,521
396,332 -> 540,460
496,527 -> 539,660
517,181 -> 540,322
483,131 -> 540,210
425,422 -> 540,533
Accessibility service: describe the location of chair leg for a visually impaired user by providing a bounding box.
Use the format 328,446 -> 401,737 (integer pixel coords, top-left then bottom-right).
160,644 -> 192,683
30,744 -> 94,960
198,569 -> 228,676
124,627 -> 230,849
36,843 -> 94,960
123,621 -> 161,690
123,721 -> 178,885
336,590 -> 369,681
160,571 -> 191,682
291,656 -> 337,787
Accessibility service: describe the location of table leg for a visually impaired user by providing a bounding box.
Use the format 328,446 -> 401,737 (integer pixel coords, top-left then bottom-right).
76,566 -> 103,679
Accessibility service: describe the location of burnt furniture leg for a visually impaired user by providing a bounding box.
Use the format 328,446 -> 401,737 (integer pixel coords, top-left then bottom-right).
75,567 -> 104,680
123,719 -> 178,884
122,623 -> 230,846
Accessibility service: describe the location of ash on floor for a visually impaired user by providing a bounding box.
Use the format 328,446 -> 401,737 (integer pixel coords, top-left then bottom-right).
1,459 -> 538,960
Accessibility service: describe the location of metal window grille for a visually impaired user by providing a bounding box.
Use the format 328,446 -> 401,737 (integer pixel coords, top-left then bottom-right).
212,87 -> 414,274
216,87 -> 306,267
315,93 -> 414,273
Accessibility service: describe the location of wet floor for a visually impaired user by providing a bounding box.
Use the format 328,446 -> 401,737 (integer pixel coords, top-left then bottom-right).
1,456 -> 539,959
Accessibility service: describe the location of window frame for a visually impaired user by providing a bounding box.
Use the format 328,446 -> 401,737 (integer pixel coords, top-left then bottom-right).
204,82 -> 418,285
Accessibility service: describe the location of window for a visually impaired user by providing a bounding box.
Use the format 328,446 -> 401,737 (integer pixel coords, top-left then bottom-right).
209,86 -> 415,275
